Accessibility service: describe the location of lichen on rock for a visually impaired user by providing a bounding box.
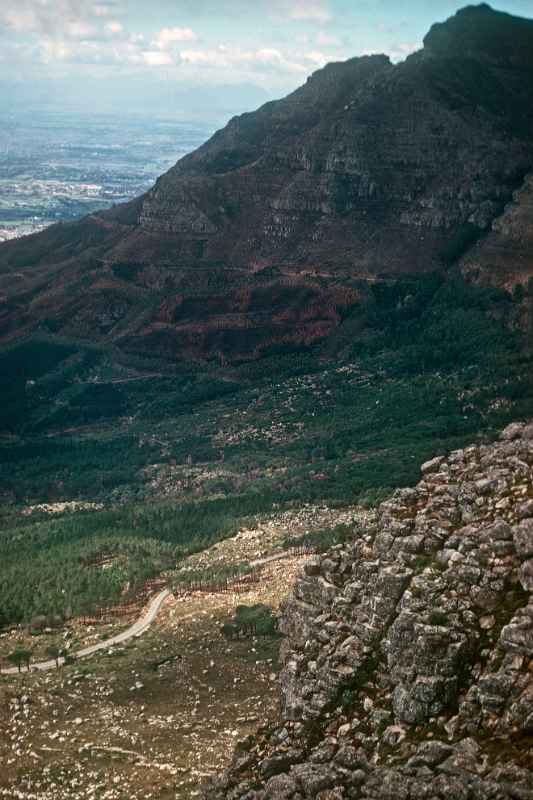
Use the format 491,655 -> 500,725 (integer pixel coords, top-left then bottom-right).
208,421 -> 533,799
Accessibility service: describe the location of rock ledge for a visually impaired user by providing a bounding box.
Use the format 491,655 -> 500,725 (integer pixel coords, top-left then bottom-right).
209,422 -> 533,799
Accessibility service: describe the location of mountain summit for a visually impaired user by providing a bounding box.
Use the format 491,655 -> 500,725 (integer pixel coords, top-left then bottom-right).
424,3 -> 533,67
1,4 -> 533,362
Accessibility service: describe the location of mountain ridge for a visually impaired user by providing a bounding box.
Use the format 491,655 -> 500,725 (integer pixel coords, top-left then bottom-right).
1,4 -> 533,362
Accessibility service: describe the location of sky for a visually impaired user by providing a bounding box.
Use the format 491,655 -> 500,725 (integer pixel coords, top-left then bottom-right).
1,0 -> 533,114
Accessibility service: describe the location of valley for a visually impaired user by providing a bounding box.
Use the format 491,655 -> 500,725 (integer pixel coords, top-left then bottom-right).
1,4 -> 533,798
0,111 -> 213,242
1,270 -> 532,626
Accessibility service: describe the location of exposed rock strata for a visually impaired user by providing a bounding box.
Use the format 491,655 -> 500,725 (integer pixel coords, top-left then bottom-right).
463,173 -> 533,282
1,5 -> 533,360
210,422 -> 533,799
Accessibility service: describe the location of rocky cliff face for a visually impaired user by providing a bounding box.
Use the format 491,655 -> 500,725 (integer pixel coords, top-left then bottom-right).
1,5 -> 533,361
211,421 -> 533,799
135,4 -> 533,275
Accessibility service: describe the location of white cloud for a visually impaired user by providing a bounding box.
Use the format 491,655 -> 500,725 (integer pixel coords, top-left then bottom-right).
178,44 -> 307,75
2,1 -> 93,35
304,50 -> 328,67
0,0 -> 134,70
287,0 -> 331,23
94,2 -> 122,18
388,41 -> 420,61
143,50 -> 173,66
2,10 -> 37,32
316,31 -> 340,47
40,39 -> 73,63
65,21 -> 97,39
157,0 -> 333,24
359,40 -> 420,63
156,27 -> 197,49
0,0 -> 336,90
0,0 -> 127,49
255,48 -> 285,65
105,21 -> 123,35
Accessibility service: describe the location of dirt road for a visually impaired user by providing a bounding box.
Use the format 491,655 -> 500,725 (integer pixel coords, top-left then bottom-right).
0,588 -> 171,675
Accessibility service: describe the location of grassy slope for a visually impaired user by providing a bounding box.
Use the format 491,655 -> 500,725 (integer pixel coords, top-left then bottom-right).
1,273 -> 532,623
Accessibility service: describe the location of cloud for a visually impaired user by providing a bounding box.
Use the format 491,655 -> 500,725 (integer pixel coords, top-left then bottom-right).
177,45 -> 308,75
303,50 -> 328,67
65,21 -> 97,39
40,40 -> 73,63
358,40 -> 420,62
153,0 -> 333,24
0,0 -> 336,91
316,31 -> 341,47
94,2 -> 121,17
142,50 -> 173,66
287,0 -> 332,23
105,21 -> 123,35
387,41 -> 420,61
1,1 -> 105,36
156,27 -> 198,49
21,29 -> 314,83
0,0 -> 137,70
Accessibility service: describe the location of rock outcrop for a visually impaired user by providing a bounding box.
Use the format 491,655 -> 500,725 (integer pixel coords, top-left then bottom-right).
210,421 -> 533,799
1,5 -> 533,361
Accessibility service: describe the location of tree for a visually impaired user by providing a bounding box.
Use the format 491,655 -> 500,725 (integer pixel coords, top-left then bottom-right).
513,283 -> 525,303
46,644 -> 65,669
230,604 -> 279,638
221,622 -> 238,639
7,647 -> 33,673
30,615 -> 47,633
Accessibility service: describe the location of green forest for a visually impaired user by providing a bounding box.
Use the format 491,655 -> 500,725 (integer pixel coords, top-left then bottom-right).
1,273 -> 532,625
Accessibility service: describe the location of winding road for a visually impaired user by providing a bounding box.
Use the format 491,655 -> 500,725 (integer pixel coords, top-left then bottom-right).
0,588 -> 171,676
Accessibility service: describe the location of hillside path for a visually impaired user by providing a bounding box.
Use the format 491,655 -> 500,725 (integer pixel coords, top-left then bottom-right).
250,551 -> 295,568
0,588 -> 171,675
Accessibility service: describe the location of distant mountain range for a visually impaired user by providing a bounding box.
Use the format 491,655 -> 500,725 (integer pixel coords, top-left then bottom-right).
0,79 -> 272,122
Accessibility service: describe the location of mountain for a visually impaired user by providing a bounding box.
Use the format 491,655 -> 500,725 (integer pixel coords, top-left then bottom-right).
1,3 -> 533,513
210,421 -> 533,800
1,3 -> 533,363
1,9 -> 533,795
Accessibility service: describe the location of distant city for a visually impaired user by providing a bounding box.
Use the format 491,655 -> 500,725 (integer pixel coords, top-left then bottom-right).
0,110 -> 215,242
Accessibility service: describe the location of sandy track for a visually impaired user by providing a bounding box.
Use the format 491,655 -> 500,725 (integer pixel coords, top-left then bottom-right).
0,588 -> 171,675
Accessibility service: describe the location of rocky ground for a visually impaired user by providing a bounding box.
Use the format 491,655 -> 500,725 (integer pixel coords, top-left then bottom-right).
0,566 -> 285,799
210,421 -> 533,800
0,505 -> 370,799
180,506 -> 369,573
0,615 -> 139,667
